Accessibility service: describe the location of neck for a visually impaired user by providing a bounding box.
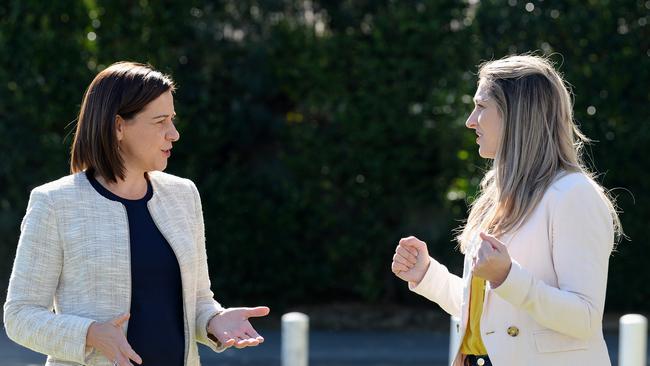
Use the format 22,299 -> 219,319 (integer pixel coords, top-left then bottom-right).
95,169 -> 149,200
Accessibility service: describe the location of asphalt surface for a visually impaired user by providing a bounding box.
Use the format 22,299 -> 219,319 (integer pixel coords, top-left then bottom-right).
0,328 -> 646,366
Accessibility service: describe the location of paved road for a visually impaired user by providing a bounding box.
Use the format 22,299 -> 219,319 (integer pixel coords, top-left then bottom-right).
1,328 -> 646,366
3,329 -> 444,366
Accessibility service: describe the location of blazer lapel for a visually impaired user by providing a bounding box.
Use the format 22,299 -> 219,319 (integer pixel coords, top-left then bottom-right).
147,194 -> 193,273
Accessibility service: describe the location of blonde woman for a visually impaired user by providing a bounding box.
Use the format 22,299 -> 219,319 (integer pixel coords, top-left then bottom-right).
391,54 -> 622,366
4,62 -> 269,366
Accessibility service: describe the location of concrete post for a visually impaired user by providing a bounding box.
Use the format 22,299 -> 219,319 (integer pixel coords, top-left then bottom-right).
282,312 -> 309,366
619,314 -> 647,366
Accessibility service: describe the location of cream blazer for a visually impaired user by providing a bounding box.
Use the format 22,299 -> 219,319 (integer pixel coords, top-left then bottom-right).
3,171 -> 226,365
411,172 -> 615,366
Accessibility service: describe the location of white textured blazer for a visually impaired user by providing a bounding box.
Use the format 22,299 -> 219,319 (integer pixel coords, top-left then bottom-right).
3,171 -> 226,365
410,172 -> 615,366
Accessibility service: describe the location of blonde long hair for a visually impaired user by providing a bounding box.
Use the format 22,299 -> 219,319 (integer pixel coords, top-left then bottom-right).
457,54 -> 622,253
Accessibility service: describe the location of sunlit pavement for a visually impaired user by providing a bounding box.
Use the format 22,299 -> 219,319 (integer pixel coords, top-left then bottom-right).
0,328 -> 642,366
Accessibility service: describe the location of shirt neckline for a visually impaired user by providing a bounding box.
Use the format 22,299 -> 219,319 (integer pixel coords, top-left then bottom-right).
85,169 -> 153,204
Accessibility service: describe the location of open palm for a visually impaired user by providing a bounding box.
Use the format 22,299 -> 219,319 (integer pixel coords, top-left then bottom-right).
207,306 -> 270,349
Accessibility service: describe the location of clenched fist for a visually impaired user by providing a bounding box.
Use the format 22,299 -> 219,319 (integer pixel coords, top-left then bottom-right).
391,236 -> 431,285
472,232 -> 512,287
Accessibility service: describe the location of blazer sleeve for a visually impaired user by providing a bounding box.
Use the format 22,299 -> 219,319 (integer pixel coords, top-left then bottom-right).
408,257 -> 464,318
3,188 -> 95,364
189,181 -> 227,352
493,180 -> 614,340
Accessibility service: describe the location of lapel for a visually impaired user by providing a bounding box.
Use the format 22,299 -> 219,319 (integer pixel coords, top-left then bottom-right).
147,193 -> 193,275
146,184 -> 194,364
460,253 -> 473,331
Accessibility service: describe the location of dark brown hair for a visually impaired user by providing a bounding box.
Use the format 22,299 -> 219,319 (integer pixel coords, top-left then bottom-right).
70,61 -> 175,182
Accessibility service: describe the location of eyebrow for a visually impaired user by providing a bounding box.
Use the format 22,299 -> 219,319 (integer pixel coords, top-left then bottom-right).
152,113 -> 176,120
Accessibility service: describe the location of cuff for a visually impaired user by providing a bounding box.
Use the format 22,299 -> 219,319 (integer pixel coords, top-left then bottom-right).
83,321 -> 96,361
492,259 -> 532,307
197,307 -> 226,352
408,258 -> 445,296
70,317 -> 97,364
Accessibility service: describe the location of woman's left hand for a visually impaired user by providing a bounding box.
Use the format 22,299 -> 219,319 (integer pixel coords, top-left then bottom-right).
207,306 -> 270,349
472,232 -> 512,288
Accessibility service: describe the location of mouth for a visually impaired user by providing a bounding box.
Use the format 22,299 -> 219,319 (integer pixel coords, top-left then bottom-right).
162,147 -> 172,157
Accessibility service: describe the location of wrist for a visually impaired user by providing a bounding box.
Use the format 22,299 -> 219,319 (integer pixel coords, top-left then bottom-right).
206,313 -> 219,334
491,261 -> 512,288
412,257 -> 431,286
85,321 -> 98,348
206,312 -> 223,345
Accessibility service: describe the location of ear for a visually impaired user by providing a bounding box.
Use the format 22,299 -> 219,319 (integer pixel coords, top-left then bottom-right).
115,114 -> 125,142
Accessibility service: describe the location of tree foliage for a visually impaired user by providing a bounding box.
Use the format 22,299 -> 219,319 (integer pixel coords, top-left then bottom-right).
1,0 -> 648,311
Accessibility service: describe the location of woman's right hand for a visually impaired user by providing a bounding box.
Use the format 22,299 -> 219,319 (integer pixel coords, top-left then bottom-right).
86,313 -> 142,366
391,236 -> 431,285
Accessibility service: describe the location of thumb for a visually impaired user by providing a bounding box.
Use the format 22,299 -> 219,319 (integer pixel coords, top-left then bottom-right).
244,306 -> 270,318
111,313 -> 130,327
479,232 -> 506,251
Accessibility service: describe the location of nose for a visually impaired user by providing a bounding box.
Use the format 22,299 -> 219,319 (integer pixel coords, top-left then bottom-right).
167,122 -> 180,142
465,109 -> 477,130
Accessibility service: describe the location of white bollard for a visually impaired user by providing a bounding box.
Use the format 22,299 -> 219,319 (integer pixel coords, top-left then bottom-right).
282,312 -> 309,366
449,316 -> 461,365
619,314 -> 647,366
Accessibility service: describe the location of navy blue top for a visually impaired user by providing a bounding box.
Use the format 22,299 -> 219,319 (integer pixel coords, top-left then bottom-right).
86,170 -> 185,365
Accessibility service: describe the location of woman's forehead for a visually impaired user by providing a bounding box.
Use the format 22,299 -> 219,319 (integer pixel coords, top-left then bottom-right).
474,83 -> 491,102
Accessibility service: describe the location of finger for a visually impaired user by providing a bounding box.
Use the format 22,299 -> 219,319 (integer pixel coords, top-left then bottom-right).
392,253 -> 414,268
390,262 -> 402,274
111,313 -> 130,327
391,261 -> 410,273
400,237 -> 425,249
396,246 -> 417,265
398,236 -> 416,245
479,232 -> 505,251
484,239 -> 498,255
245,327 -> 264,343
234,337 -> 256,348
115,354 -> 134,366
399,236 -> 424,249
398,243 -> 419,257
244,306 -> 270,318
121,344 -> 142,365
218,336 -> 237,348
241,334 -> 261,346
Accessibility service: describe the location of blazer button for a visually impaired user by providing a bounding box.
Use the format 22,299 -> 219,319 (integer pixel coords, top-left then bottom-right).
456,324 -> 460,332
507,326 -> 519,337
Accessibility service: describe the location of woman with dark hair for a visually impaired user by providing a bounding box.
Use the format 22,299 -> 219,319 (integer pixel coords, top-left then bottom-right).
4,62 -> 269,366
391,55 -> 622,366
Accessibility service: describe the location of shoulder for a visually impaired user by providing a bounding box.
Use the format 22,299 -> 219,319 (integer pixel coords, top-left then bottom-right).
545,171 -> 611,221
30,173 -> 89,202
546,171 -> 607,202
148,170 -> 199,197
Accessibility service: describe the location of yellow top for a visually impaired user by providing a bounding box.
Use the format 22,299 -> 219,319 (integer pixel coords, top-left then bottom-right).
460,275 -> 488,355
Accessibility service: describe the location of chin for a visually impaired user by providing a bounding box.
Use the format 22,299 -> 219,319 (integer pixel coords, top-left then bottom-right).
154,162 -> 168,172
478,148 -> 495,159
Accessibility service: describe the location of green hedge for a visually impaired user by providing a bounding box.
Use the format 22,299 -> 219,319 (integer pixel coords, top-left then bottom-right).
1,0 -> 648,312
